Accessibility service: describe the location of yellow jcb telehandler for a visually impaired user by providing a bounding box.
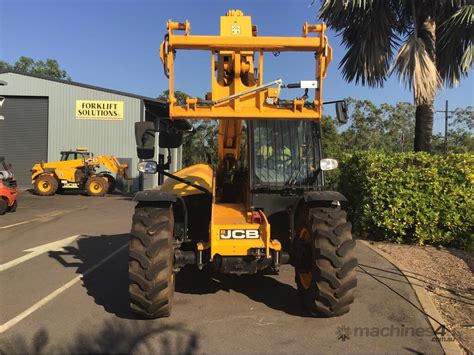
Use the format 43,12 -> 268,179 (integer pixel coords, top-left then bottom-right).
131,10 -> 357,318
31,148 -> 129,196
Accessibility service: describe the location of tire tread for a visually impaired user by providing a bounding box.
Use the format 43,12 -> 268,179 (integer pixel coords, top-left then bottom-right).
129,203 -> 174,318
296,206 -> 358,318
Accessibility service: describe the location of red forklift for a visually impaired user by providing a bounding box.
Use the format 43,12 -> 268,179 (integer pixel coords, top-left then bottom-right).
0,157 -> 18,215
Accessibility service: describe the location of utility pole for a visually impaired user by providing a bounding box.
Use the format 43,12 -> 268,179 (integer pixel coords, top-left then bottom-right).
435,100 -> 455,154
444,100 -> 449,154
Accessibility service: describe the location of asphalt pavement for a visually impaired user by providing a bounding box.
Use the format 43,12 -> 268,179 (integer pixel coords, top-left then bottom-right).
0,191 -> 444,354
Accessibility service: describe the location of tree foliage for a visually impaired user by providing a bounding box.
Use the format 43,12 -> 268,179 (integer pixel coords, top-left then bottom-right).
320,115 -> 343,159
157,90 -> 218,167
0,56 -> 71,80
157,90 -> 189,106
181,120 -> 218,167
321,98 -> 418,157
319,0 -> 473,89
318,0 -> 473,152
432,106 -> 474,153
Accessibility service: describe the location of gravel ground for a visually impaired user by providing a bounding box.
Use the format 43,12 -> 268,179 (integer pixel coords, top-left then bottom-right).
371,242 -> 474,353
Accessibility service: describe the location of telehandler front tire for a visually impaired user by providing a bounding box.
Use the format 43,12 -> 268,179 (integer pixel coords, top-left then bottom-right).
294,206 -> 357,317
34,174 -> 58,196
129,202 -> 175,318
85,176 -> 108,197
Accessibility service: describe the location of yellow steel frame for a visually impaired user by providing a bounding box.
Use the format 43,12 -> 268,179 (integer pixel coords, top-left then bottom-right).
160,10 -> 332,121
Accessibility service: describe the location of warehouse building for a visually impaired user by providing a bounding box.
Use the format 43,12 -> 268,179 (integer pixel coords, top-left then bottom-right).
0,71 -> 182,190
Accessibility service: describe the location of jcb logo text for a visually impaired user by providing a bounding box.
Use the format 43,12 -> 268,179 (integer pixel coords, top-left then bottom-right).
220,229 -> 259,239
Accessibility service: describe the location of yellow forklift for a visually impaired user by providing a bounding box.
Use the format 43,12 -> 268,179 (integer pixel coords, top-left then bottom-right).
31,148 -> 129,196
131,10 -> 357,318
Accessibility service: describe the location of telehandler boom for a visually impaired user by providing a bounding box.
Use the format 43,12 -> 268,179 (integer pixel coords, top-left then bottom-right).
131,10 -> 357,319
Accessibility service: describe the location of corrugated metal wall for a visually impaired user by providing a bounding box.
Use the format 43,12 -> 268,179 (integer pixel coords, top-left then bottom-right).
0,72 -> 144,190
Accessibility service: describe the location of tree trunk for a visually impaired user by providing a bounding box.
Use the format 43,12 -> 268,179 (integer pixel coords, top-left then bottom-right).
414,16 -> 436,152
415,104 -> 434,152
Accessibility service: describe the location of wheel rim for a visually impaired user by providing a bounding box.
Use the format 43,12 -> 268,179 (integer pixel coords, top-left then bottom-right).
39,180 -> 51,192
298,228 -> 312,290
91,182 -> 102,193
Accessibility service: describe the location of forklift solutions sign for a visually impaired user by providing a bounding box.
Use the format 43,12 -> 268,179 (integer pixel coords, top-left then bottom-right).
76,100 -> 124,120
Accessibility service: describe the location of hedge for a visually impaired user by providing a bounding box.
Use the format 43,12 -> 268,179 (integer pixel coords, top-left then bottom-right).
338,151 -> 473,249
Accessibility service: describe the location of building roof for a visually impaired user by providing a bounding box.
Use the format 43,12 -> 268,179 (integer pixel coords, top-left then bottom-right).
0,70 -> 167,104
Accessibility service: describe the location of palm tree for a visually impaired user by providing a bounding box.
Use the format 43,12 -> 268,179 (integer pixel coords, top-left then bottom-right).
319,0 -> 473,152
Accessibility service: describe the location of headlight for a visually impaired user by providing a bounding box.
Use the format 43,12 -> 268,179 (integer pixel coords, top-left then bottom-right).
137,161 -> 158,174
320,158 -> 338,171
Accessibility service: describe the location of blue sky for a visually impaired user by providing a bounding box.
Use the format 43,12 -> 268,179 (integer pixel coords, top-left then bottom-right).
1,0 -> 473,133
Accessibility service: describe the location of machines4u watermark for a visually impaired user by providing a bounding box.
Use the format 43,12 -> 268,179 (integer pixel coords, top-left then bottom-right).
336,324 -> 455,343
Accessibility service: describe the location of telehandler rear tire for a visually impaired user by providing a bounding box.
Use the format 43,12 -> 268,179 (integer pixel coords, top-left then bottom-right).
294,206 -> 357,317
34,174 -> 58,196
129,202 -> 175,318
85,176 -> 108,197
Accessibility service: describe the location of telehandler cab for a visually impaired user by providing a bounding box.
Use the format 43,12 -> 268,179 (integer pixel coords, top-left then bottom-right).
130,10 -> 357,318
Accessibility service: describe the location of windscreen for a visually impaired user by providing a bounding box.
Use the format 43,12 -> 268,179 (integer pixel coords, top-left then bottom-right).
250,120 -> 322,188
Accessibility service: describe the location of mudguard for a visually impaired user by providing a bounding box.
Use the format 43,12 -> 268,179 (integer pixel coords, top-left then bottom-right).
133,190 -> 177,202
303,190 -> 348,203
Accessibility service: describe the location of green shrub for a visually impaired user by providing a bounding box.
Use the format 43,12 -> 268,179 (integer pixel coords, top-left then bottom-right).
338,151 -> 474,249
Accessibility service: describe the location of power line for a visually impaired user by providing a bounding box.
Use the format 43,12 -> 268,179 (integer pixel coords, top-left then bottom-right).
435,100 -> 456,154
357,264 -> 459,340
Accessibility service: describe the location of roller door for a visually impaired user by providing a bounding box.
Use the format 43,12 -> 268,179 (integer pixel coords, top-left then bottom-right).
0,96 -> 48,186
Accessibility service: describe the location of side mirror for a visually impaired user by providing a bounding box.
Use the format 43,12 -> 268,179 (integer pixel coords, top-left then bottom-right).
157,118 -> 185,148
135,122 -> 155,159
335,101 -> 348,124
159,131 -> 183,149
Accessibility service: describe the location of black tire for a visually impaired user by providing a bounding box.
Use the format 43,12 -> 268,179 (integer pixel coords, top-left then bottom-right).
129,202 -> 175,318
0,198 -> 7,215
7,200 -> 17,212
85,176 -> 108,197
99,174 -> 116,193
34,174 -> 58,196
106,176 -> 116,194
294,206 -> 357,317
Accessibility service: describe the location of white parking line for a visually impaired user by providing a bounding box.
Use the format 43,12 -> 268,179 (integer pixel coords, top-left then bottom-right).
0,220 -> 33,229
0,243 -> 128,334
0,207 -> 87,230
0,235 -> 80,272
